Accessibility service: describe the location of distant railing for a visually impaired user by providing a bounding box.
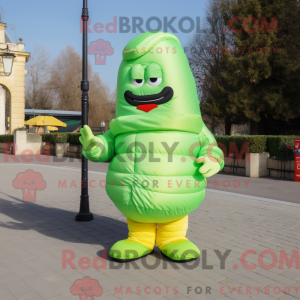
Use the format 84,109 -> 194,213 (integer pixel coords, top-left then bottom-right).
90,127 -> 100,131
267,158 -> 294,181
220,154 -> 245,174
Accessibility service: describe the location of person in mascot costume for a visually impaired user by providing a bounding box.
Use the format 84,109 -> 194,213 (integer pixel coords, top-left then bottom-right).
80,31 -> 224,262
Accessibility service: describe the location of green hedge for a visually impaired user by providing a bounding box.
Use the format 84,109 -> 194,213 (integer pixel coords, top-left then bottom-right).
42,132 -> 103,145
265,135 -> 300,158
214,135 -> 299,159
0,132 -> 104,145
214,135 -> 267,155
1,133 -> 298,158
0,134 -> 14,143
67,132 -> 103,145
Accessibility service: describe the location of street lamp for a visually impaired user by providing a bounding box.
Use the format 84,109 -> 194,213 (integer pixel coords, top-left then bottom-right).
76,0 -> 93,222
0,46 -> 15,76
100,121 -> 105,134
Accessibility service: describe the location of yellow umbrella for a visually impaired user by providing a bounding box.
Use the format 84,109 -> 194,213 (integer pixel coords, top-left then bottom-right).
24,115 -> 67,127
47,126 -> 58,131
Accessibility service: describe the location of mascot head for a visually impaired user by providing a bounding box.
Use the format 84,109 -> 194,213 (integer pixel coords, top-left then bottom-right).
116,31 -> 201,118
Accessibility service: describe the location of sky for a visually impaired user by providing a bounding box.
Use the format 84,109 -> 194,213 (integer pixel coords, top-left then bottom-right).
1,0 -> 208,94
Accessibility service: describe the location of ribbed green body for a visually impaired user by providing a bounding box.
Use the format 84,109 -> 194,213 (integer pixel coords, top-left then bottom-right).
105,131 -> 206,223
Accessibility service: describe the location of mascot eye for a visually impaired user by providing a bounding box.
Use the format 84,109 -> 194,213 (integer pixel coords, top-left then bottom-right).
89,287 -> 93,290
131,79 -> 144,87
146,78 -> 162,86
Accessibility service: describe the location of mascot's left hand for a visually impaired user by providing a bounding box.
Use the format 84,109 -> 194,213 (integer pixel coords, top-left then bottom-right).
196,156 -> 220,178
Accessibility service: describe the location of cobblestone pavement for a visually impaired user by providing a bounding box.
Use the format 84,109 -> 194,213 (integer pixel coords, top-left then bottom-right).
0,163 -> 299,300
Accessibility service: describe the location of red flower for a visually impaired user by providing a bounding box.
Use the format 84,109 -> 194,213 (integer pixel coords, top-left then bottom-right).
286,145 -> 291,150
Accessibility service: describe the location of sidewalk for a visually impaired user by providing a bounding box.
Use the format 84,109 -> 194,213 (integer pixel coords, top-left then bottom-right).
0,160 -> 299,300
1,153 -> 299,203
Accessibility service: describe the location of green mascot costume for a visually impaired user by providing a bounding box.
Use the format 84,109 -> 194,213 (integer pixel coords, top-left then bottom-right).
80,31 -> 224,262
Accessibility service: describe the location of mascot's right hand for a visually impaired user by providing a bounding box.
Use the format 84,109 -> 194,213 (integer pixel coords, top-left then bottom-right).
79,125 -> 100,151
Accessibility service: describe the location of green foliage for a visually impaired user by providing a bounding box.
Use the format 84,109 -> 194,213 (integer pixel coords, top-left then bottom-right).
0,133 -> 297,160
42,133 -> 54,143
67,133 -> 81,145
266,136 -> 300,158
214,135 -> 299,159
13,126 -> 26,132
42,133 -> 62,145
53,133 -> 68,144
201,0 -> 300,133
0,134 -> 14,143
215,135 -> 267,155
40,132 -> 103,145
67,132 -> 103,145
277,142 -> 294,161
245,136 -> 268,154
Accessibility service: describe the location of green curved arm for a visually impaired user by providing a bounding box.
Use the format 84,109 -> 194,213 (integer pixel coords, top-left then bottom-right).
198,124 -> 225,170
82,129 -> 115,162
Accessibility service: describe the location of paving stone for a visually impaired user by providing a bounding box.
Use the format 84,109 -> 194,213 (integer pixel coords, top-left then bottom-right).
280,271 -> 300,281
0,162 -> 299,300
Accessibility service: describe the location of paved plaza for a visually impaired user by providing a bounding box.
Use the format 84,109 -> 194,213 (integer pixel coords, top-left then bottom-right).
0,155 -> 299,300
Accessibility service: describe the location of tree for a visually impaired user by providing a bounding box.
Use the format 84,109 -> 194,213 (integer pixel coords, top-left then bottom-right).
107,88 -> 116,124
187,0 -> 245,135
220,0 -> 300,134
25,45 -> 54,109
48,46 -> 111,127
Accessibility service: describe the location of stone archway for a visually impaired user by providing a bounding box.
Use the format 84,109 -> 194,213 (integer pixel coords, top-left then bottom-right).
0,84 -> 11,134
0,22 -> 30,134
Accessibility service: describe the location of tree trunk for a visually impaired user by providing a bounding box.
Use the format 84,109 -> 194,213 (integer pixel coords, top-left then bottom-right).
250,119 -> 259,135
225,120 -> 232,135
210,116 -> 217,135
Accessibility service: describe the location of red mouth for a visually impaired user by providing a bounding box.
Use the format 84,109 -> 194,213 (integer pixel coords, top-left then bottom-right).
137,104 -> 158,113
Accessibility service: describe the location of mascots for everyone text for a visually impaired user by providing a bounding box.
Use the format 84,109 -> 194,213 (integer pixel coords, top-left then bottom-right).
80,32 -> 224,262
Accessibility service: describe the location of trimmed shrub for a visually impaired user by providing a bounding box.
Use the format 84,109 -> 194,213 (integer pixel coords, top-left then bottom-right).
0,134 -> 14,143
266,136 -> 300,158
42,133 -> 54,144
277,141 -> 295,161
42,133 -> 60,145
67,132 -> 102,145
41,132 -> 103,145
214,135 -> 267,156
2,132 -> 297,159
53,133 -> 68,144
67,133 -> 81,145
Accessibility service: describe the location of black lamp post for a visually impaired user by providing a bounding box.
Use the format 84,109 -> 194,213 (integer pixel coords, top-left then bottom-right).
76,0 -> 93,221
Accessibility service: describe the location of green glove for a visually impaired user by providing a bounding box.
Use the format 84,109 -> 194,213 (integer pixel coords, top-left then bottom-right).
196,156 -> 220,178
79,125 -> 101,152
